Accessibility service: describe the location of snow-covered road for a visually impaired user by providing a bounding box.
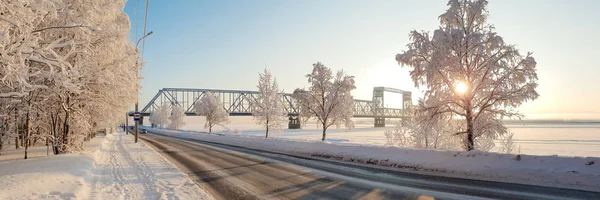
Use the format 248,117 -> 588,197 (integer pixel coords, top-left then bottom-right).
143,132 -> 600,200
0,132 -> 212,200
146,126 -> 600,193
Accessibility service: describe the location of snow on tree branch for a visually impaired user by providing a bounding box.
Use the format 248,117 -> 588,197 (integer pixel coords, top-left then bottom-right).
293,62 -> 356,141
395,0 -> 538,151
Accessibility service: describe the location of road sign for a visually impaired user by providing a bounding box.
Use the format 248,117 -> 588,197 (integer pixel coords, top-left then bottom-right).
134,112 -> 141,121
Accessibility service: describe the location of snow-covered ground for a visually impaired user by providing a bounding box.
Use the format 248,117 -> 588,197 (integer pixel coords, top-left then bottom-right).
146,126 -> 600,193
147,116 -> 600,157
0,131 -> 212,200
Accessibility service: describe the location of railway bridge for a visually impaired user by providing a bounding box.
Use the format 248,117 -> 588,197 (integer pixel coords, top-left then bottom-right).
131,87 -> 412,128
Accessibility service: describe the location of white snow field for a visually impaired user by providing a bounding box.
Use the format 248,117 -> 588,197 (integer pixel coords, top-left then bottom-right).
147,125 -> 600,193
0,131 -> 212,200
156,116 -> 600,157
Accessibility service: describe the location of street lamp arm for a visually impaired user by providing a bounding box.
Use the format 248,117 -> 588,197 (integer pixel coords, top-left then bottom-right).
136,31 -> 154,49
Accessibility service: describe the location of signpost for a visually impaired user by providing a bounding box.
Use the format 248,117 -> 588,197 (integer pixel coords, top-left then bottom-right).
133,112 -> 141,140
134,104 -> 139,143
134,112 -> 141,121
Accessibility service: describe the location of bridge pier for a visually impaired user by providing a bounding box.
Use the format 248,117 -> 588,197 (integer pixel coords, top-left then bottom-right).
288,116 -> 301,129
374,117 -> 385,127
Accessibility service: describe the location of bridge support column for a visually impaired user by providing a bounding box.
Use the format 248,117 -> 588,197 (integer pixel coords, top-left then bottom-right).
288,116 -> 301,129
140,116 -> 144,126
374,118 -> 385,127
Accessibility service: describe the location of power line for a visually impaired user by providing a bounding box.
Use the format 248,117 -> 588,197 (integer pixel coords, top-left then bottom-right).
135,0 -> 139,44
141,0 -> 149,61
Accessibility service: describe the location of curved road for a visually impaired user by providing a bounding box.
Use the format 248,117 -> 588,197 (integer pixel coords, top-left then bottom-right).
140,132 -> 600,200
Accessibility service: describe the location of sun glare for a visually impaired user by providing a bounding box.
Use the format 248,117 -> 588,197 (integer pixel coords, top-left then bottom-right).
455,82 -> 468,94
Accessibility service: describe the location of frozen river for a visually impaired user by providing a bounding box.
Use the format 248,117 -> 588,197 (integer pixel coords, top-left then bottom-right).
144,116 -> 600,157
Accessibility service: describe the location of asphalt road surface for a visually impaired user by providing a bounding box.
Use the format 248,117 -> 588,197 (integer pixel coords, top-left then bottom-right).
139,132 -> 600,200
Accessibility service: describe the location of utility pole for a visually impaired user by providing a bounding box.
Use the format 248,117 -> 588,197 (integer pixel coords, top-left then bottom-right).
125,112 -> 128,134
134,0 -> 152,143
134,31 -> 153,143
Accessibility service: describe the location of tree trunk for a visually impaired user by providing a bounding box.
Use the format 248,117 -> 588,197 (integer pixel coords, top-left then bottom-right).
63,111 -> 69,148
466,111 -> 474,151
24,111 -> 31,159
265,126 -> 269,138
0,134 -> 3,155
52,134 -> 58,155
50,111 -> 59,155
321,122 -> 327,141
0,118 -> 5,154
63,99 -> 70,152
265,119 -> 269,138
20,130 -> 24,147
15,116 -> 20,149
33,126 -> 40,146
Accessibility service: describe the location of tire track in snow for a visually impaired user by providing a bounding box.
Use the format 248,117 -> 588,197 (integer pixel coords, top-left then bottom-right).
88,133 -> 188,199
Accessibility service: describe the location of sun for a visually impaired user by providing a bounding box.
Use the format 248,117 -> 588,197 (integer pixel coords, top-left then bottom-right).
455,82 -> 468,94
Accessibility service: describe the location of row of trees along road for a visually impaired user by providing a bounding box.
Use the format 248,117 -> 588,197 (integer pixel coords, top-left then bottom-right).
148,105 -> 187,130
154,0 -> 538,152
0,0 -> 140,158
150,65 -> 355,141
251,64 -> 357,141
149,92 -> 230,134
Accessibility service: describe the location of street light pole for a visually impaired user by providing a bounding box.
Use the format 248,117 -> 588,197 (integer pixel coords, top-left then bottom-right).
134,31 -> 153,143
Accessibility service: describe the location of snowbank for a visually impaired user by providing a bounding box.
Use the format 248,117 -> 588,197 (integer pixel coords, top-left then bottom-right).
148,127 -> 600,192
0,131 -> 212,200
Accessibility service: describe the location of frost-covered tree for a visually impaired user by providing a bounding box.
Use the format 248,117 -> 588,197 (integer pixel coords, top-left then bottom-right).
194,92 -> 229,133
395,0 -> 538,151
169,106 -> 186,130
251,69 -> 286,138
0,0 -> 139,157
150,105 -> 170,129
293,62 -> 356,141
384,108 -> 462,150
499,132 -> 515,154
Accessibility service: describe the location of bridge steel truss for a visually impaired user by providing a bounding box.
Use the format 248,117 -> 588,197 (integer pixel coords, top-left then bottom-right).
139,87 -> 412,127
371,87 -> 412,127
141,88 -> 298,116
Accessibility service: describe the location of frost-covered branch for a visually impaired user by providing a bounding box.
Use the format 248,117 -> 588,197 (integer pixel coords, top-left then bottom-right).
32,24 -> 99,33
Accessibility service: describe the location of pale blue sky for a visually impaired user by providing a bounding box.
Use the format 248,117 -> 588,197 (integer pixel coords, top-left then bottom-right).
125,0 -> 600,119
